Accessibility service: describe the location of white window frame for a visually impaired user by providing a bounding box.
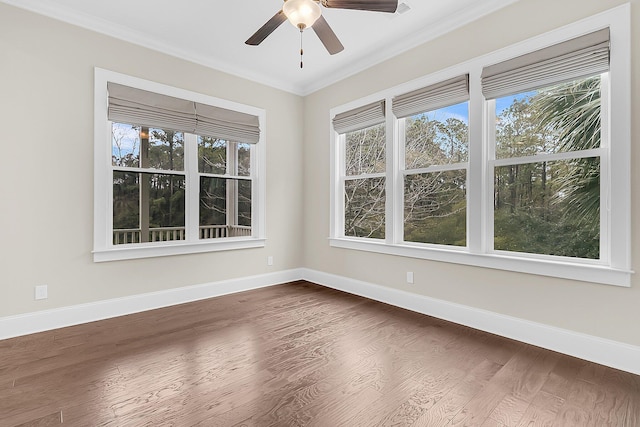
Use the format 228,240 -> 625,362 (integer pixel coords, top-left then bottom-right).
93,68 -> 266,262
329,5 -> 631,287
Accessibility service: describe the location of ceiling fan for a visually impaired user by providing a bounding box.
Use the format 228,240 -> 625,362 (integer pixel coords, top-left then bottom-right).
246,0 -> 398,67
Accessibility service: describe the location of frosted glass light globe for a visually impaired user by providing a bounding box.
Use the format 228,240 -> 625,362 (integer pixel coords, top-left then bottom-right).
283,0 -> 322,29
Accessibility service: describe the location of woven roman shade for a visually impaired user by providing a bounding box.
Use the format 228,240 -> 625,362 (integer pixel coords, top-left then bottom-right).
107,83 -> 196,133
107,83 -> 260,143
392,75 -> 469,119
481,28 -> 610,100
333,100 -> 385,134
194,103 -> 260,144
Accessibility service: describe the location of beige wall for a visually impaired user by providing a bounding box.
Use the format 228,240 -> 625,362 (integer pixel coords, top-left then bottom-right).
0,3 -> 304,316
2,0 -> 639,349
303,0 -> 640,346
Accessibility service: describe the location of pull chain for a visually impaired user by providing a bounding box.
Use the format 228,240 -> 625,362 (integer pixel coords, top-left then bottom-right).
299,28 -> 304,69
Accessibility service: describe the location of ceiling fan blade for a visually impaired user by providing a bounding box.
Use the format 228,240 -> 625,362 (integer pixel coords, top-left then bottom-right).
245,10 -> 287,46
322,0 -> 398,13
311,16 -> 344,55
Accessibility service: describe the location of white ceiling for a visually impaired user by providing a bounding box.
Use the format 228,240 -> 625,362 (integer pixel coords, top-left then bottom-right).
2,0 -> 521,95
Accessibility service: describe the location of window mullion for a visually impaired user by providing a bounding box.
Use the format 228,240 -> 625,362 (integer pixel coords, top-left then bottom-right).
467,68 -> 486,254
227,142 -> 238,228
336,134 -> 346,238
384,98 -> 396,244
491,149 -> 602,167
344,172 -> 386,180
393,116 -> 405,244
403,162 -> 469,175
185,133 -> 199,242
111,166 -> 187,176
249,143 -> 256,237
198,172 -> 251,180
483,99 -> 496,255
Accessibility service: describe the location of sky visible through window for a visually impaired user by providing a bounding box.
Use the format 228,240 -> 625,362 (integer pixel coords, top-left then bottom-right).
422,101 -> 469,124
112,123 -> 140,161
496,92 -> 534,114
417,92 -> 534,126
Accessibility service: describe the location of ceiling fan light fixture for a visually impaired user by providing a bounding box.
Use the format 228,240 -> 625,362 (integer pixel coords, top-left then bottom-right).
283,0 -> 322,29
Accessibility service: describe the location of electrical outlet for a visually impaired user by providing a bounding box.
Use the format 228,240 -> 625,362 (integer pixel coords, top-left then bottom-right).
267,256 -> 274,266
35,285 -> 48,300
406,272 -> 414,284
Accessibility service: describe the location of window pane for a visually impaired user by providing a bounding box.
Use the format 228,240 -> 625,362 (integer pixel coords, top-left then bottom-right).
237,180 -> 252,228
238,143 -> 251,177
405,102 -> 469,169
198,137 -> 227,174
494,157 -> 600,259
404,170 -> 466,246
112,123 -> 141,167
344,177 -> 385,239
113,171 -> 139,233
495,76 -> 601,159
345,123 -> 385,176
200,176 -> 226,227
147,128 -> 184,170
113,172 -> 185,245
111,123 -> 184,170
199,177 -> 252,239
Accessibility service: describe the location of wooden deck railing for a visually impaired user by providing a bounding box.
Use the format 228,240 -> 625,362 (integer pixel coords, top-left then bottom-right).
113,225 -> 252,245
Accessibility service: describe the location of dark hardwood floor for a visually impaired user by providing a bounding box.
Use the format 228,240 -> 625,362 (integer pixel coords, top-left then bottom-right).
1,281 -> 639,426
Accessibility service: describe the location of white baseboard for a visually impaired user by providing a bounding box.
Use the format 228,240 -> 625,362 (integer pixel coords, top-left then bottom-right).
301,268 -> 640,376
2,267 -> 638,376
0,268 -> 303,341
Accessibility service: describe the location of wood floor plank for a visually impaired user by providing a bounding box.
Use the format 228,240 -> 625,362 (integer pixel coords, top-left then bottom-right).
209,344 -> 387,426
447,348 -> 543,426
375,365 -> 468,426
411,358 -> 503,427
626,394 -> 640,427
515,390 -> 565,427
13,411 -> 61,427
0,281 -> 638,426
347,378 -> 424,426
487,348 -> 559,426
480,418 -> 507,427
552,401 -> 592,427
487,394 -> 530,426
304,384 -> 383,427
0,404 -> 64,427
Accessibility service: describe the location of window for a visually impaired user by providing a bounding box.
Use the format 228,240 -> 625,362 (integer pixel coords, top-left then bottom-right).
483,28 -> 610,261
334,101 -> 386,239
394,76 -> 470,246
343,124 -> 386,239
94,69 -> 266,262
112,124 -> 186,245
198,138 -> 253,239
490,76 -> 603,259
330,6 -> 631,286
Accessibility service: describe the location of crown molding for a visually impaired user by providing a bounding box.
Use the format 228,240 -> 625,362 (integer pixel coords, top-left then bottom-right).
0,0 -> 303,94
1,0 -> 521,96
298,0 -> 523,95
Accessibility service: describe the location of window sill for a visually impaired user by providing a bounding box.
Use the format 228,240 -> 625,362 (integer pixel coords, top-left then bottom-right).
329,238 -> 632,287
93,238 -> 266,262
